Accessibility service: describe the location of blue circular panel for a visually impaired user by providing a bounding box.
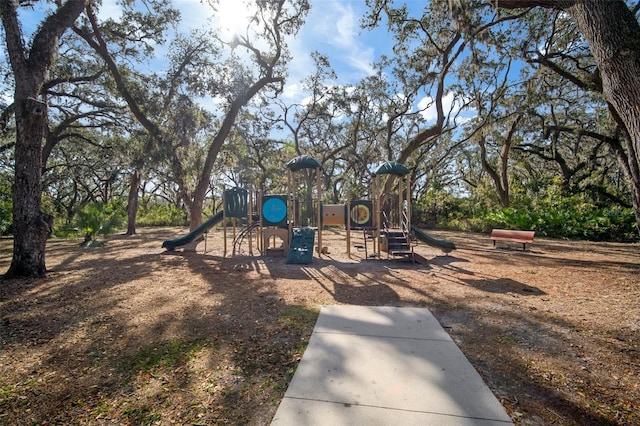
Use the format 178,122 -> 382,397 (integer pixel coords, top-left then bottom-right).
262,197 -> 287,224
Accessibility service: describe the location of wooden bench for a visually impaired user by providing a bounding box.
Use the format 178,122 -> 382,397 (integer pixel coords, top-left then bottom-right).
491,229 -> 535,251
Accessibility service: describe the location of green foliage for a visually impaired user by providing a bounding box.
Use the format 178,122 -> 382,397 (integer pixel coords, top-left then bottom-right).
0,200 -> 11,236
75,201 -> 126,242
51,225 -> 80,240
486,194 -> 637,241
421,185 -> 637,241
0,174 -> 12,235
136,203 -> 187,227
413,189 -> 492,233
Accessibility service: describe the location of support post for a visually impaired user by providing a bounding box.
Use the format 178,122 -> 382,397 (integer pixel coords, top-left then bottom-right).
398,178 -> 403,230
346,197 -> 351,258
374,175 -> 381,259
223,186 -> 227,257
406,175 -> 411,229
288,170 -> 293,248
258,191 -> 263,255
317,166 -> 322,257
248,189 -> 253,255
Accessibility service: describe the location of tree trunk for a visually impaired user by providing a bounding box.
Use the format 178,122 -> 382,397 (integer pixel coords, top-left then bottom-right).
189,76 -> 282,229
609,133 -> 640,235
2,0 -> 87,277
496,0 -> 640,233
566,1 -> 640,235
478,134 -> 511,208
125,169 -> 141,235
5,99 -> 52,277
189,201 -> 204,232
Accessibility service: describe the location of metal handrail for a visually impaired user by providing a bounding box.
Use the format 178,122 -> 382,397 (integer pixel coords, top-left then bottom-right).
381,211 -> 390,232
401,211 -> 413,246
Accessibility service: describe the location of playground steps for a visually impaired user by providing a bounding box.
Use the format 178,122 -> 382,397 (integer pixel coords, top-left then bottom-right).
382,229 -> 414,262
286,227 -> 316,264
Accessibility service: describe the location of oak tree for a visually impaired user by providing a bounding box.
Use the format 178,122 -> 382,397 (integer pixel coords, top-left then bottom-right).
1,0 -> 88,277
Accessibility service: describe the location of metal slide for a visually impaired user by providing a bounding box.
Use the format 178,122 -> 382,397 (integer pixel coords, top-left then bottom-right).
410,225 -> 456,254
162,211 -> 224,251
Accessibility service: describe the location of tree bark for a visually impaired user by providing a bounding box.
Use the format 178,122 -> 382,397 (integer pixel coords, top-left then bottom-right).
2,0 -> 88,278
479,134 -> 510,207
6,98 -> 53,277
125,169 -> 141,235
496,0 -> 640,233
566,1 -> 640,234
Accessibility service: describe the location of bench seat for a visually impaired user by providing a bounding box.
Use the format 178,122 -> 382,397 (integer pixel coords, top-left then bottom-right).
491,229 -> 535,250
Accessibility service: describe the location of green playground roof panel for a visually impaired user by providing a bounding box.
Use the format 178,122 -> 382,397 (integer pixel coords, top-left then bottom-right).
286,155 -> 322,171
373,161 -> 410,176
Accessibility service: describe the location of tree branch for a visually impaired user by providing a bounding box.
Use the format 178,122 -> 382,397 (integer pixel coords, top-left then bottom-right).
495,0 -> 571,9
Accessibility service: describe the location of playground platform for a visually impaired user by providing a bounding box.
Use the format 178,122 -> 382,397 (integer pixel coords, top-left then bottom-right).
271,305 -> 513,425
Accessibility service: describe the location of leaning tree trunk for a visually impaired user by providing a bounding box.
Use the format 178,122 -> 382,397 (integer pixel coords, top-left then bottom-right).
188,200 -> 204,231
125,169 -> 141,235
5,98 -> 53,277
478,134 -> 511,208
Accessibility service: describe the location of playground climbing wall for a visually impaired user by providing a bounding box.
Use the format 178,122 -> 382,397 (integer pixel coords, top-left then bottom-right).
286,228 -> 316,264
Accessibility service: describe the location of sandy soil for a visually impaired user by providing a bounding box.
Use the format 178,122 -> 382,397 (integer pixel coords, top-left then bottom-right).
0,227 -> 639,425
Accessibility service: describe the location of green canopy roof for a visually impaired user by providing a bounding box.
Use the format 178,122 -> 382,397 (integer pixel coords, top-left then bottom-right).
373,161 -> 410,176
286,155 -> 322,171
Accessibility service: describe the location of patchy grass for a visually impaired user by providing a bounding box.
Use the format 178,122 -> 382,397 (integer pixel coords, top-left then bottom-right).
119,339 -> 205,376
0,228 -> 638,425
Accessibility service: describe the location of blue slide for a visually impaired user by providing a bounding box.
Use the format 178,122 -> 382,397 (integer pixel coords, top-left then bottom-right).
162,211 -> 224,251
411,225 -> 456,253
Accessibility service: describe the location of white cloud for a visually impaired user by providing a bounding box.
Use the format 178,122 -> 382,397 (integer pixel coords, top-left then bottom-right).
332,4 -> 357,49
281,81 -> 306,103
175,0 -> 215,31
307,0 -> 376,78
345,51 -> 376,77
417,92 -> 477,125
96,0 -> 123,21
417,92 -> 456,123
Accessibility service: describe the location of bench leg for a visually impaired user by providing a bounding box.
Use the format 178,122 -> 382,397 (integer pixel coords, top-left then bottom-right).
522,243 -> 526,251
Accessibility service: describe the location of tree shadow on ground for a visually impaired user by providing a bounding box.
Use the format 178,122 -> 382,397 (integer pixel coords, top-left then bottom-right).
0,227 -> 637,425
460,278 -> 546,295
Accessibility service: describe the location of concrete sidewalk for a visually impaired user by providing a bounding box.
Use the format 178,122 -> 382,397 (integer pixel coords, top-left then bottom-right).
271,305 -> 513,425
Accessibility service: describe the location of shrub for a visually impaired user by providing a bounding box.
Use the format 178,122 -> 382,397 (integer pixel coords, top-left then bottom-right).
75,201 -> 126,242
415,186 -> 637,241
0,200 -> 12,236
484,199 -> 636,241
136,204 -> 187,227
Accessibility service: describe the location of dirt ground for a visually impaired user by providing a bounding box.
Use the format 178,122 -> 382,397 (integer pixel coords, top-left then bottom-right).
0,227 -> 639,425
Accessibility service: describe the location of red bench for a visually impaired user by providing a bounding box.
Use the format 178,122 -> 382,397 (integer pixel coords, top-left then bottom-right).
491,229 -> 535,251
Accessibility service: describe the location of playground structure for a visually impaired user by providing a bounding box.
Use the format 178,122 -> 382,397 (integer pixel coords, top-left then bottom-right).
161,186 -> 254,254
373,161 -> 416,261
162,155 -> 455,262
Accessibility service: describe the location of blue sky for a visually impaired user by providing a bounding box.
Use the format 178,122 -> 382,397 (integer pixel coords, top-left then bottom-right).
176,0 -> 393,102
94,0 -> 390,94
4,0 -> 456,123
